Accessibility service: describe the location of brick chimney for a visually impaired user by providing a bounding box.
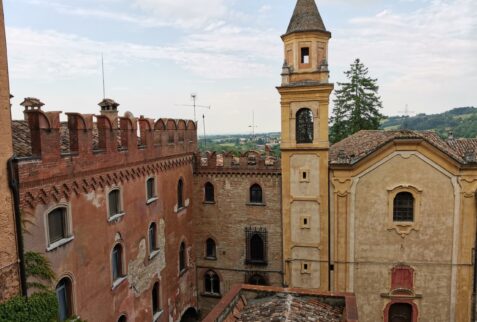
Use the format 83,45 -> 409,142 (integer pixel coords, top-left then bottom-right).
98,98 -> 119,128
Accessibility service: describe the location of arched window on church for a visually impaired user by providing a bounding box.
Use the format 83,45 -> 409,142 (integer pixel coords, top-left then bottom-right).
393,192 -> 414,222
296,108 -> 314,144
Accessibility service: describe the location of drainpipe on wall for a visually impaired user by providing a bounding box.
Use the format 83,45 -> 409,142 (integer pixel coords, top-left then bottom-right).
328,168 -> 332,291
7,156 -> 27,297
473,191 -> 477,322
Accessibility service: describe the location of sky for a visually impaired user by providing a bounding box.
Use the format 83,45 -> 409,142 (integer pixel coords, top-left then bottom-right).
3,0 -> 477,134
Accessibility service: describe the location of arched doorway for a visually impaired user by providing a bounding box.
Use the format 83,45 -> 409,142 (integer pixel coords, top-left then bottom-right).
180,307 -> 199,322
389,303 -> 412,322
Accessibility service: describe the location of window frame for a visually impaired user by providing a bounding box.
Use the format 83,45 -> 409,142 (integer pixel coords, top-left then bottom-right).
387,186 -> 422,237
179,241 -> 187,274
146,176 -> 158,204
56,276 -> 73,322
204,270 -> 221,296
177,178 -> 184,210
107,187 -> 125,222
245,227 -> 267,265
205,238 -> 217,260
393,192 -> 414,222
204,182 -> 215,203
149,223 -> 160,259
296,108 -> 314,144
45,204 -> 74,252
111,243 -> 127,289
249,183 -> 264,205
152,281 -> 162,321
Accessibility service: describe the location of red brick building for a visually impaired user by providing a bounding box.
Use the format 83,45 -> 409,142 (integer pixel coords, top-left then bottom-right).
14,98 -> 199,321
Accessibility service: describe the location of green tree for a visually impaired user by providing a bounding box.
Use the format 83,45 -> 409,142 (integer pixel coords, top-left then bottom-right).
330,58 -> 384,143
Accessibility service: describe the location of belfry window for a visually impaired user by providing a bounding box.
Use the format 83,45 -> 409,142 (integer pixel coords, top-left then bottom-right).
296,108 -> 314,144
204,270 -> 220,295
56,277 -> 73,321
393,192 -> 414,222
301,47 -> 310,64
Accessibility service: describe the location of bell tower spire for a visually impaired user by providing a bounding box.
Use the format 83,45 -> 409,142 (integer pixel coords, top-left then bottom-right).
278,0 -> 333,290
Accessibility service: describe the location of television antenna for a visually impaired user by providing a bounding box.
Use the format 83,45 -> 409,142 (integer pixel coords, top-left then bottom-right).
248,111 -> 258,139
175,93 -> 211,122
101,53 -> 106,99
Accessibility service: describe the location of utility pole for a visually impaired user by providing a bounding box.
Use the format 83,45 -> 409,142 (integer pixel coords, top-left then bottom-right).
398,104 -> 415,129
176,93 -> 211,123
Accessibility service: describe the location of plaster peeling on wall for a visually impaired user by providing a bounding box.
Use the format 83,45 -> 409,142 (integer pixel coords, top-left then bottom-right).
85,191 -> 103,208
127,219 -> 166,296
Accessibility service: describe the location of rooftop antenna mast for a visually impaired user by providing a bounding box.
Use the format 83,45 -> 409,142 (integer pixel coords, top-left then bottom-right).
175,93 -> 211,123
248,111 -> 258,139
101,53 -> 106,99
398,104 -> 415,129
202,114 -> 207,150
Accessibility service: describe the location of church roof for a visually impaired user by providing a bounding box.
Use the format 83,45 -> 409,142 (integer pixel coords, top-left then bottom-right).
329,130 -> 477,166
285,0 -> 327,36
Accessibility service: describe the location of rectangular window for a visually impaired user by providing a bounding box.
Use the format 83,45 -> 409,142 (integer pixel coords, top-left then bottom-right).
147,178 -> 156,200
112,248 -> 121,281
49,208 -> 66,244
301,262 -> 311,274
301,216 -> 311,229
109,190 -> 121,217
301,47 -> 310,64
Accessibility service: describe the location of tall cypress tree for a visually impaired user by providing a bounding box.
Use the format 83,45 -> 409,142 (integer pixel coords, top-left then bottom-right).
330,59 -> 384,143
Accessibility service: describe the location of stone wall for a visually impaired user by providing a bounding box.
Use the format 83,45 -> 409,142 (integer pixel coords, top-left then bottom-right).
0,0 -> 21,302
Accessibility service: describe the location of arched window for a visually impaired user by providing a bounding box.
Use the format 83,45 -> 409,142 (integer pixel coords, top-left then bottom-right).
177,179 -> 184,209
48,207 -> 68,245
149,223 -> 158,254
250,184 -> 263,204
250,234 -> 265,262
56,277 -> 73,321
179,242 -> 186,273
204,182 -> 215,202
118,315 -> 127,322
109,189 -> 122,217
204,270 -> 220,295
146,177 -> 156,201
393,192 -> 414,222
389,303 -> 412,322
206,238 -> 216,259
152,282 -> 161,315
248,274 -> 267,286
112,244 -> 124,282
296,108 -> 314,144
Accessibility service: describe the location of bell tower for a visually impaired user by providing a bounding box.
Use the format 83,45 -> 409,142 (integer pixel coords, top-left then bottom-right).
278,0 -> 333,290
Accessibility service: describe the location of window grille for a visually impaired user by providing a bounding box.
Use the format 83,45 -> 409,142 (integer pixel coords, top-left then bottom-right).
245,227 -> 267,265
296,108 -> 314,144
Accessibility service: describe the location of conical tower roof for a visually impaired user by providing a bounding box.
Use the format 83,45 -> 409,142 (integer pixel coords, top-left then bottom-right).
285,0 -> 327,35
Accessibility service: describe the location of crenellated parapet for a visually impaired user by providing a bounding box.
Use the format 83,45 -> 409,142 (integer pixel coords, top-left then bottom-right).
195,150 -> 281,176
16,97 -> 197,161
13,97 -> 198,208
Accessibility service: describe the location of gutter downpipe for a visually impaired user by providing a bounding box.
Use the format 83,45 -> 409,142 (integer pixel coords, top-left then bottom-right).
8,156 -> 27,297
328,165 -> 332,291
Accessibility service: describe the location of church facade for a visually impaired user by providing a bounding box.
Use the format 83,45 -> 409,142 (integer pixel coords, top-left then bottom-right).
0,0 -> 477,322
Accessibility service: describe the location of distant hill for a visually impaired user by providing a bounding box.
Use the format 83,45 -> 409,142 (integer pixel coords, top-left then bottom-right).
381,107 -> 477,138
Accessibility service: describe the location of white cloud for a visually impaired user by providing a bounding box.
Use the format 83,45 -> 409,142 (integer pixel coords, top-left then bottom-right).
330,0 -> 477,114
